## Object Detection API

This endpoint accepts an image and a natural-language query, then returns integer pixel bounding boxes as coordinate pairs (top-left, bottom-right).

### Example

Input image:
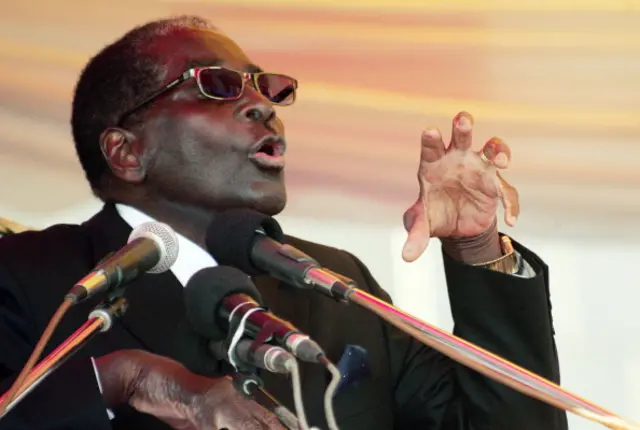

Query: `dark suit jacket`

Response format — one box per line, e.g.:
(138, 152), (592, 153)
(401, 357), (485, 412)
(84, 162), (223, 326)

(0, 204), (567, 430)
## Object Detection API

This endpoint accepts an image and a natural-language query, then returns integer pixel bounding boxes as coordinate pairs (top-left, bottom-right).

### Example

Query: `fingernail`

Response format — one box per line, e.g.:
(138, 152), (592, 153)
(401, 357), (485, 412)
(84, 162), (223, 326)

(494, 153), (508, 166)
(402, 242), (416, 257)
(457, 115), (471, 131)
(423, 128), (439, 139)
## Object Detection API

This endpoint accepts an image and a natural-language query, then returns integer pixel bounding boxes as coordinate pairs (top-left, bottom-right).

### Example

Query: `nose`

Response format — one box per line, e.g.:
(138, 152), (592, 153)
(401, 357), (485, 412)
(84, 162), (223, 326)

(245, 104), (274, 123)
(239, 87), (275, 125)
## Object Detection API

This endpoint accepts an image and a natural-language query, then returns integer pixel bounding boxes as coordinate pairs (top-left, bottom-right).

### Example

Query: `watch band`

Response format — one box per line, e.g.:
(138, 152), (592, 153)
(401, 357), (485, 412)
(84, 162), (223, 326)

(472, 235), (519, 274)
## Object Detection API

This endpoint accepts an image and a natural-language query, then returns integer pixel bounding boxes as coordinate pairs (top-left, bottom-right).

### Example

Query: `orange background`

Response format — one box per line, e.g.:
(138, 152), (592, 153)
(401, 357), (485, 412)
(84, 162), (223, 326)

(1, 1), (639, 236)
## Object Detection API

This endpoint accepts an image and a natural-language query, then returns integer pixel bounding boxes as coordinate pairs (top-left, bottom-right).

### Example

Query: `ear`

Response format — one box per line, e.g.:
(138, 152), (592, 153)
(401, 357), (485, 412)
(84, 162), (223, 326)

(99, 127), (147, 183)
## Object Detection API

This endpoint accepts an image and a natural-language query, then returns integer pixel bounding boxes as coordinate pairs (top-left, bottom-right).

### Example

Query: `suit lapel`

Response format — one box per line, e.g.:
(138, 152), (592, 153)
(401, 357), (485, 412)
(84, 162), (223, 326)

(83, 203), (186, 359)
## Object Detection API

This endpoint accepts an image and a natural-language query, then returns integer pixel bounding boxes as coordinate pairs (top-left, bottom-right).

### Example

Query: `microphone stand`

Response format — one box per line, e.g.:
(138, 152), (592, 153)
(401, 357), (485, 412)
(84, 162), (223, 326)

(0, 297), (129, 418)
(318, 274), (639, 430)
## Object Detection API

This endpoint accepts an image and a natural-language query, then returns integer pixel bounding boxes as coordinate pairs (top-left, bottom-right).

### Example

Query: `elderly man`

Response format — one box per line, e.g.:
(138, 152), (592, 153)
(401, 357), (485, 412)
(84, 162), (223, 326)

(0, 15), (567, 430)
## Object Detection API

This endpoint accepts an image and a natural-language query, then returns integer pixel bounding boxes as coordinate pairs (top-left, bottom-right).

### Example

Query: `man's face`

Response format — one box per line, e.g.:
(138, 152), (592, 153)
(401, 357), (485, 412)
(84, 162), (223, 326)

(132, 29), (288, 215)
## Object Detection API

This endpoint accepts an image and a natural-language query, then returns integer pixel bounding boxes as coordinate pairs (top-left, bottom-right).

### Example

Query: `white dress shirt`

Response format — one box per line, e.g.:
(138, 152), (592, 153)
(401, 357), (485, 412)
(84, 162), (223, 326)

(93, 204), (218, 419)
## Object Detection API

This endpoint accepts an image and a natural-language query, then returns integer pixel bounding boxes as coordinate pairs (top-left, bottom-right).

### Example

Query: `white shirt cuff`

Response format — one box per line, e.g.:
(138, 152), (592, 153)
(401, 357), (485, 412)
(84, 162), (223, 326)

(90, 356), (115, 420)
(513, 251), (535, 278)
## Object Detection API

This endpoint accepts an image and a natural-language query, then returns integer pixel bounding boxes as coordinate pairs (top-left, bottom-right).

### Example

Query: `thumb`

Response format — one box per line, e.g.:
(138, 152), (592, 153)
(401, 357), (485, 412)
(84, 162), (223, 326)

(402, 200), (431, 262)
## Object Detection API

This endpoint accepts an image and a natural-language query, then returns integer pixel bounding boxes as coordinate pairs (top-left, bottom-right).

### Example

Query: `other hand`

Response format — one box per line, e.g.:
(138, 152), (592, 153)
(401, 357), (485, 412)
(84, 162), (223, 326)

(96, 350), (286, 430)
(402, 111), (519, 262)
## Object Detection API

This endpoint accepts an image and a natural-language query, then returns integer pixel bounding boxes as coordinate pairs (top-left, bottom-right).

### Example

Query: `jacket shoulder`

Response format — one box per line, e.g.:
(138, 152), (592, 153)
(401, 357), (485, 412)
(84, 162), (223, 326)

(283, 234), (343, 259)
(283, 234), (377, 292)
(0, 223), (94, 278)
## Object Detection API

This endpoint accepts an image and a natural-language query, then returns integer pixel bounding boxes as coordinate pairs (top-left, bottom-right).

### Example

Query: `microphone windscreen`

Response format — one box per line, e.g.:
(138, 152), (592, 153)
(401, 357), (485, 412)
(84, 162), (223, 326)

(205, 209), (284, 275)
(171, 319), (223, 377)
(184, 266), (262, 341)
(128, 221), (179, 273)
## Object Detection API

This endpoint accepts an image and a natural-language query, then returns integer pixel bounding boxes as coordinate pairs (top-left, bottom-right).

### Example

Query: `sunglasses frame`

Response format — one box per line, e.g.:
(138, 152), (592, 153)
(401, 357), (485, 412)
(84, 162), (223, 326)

(116, 66), (298, 126)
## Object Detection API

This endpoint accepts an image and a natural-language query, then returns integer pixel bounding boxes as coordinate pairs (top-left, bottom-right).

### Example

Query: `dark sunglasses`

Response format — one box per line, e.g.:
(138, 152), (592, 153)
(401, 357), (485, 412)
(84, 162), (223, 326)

(117, 66), (298, 126)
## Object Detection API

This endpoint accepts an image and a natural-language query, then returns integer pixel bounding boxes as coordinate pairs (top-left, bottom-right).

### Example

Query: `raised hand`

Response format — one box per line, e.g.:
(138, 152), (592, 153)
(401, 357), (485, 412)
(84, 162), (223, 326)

(402, 111), (520, 263)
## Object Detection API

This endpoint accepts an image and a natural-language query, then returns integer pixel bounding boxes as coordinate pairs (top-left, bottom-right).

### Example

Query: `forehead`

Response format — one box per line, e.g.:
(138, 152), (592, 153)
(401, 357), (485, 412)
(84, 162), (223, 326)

(150, 29), (257, 80)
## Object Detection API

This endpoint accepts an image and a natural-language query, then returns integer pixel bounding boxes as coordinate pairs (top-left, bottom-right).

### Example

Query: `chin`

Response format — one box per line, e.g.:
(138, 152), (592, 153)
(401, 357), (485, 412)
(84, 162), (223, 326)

(252, 192), (287, 216)
(246, 176), (287, 215)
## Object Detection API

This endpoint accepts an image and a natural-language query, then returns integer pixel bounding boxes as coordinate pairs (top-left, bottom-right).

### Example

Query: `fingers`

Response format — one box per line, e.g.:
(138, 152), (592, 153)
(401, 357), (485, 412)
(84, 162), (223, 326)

(481, 138), (517, 225)
(214, 395), (287, 430)
(450, 111), (474, 151)
(480, 137), (511, 170)
(256, 409), (288, 429)
(420, 128), (446, 163)
(496, 171), (520, 226)
(401, 198), (431, 262)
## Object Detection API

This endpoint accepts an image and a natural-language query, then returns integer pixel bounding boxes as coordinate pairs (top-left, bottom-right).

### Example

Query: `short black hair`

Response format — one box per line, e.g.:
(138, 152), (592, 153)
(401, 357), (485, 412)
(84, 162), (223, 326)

(70, 15), (217, 193)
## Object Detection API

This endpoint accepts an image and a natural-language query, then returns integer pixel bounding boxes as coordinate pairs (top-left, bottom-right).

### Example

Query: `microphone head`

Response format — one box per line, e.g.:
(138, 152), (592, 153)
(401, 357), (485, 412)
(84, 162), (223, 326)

(205, 209), (284, 275)
(184, 266), (263, 341)
(128, 222), (179, 274)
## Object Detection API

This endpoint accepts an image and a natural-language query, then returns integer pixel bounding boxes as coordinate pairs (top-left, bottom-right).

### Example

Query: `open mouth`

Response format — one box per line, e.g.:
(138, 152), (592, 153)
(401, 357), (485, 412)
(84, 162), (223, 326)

(248, 135), (286, 170)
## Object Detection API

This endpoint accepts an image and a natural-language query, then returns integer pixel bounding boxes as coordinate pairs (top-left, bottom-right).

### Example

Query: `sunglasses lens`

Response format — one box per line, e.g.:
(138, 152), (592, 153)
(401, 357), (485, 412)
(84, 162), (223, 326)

(256, 74), (297, 105)
(198, 68), (244, 99)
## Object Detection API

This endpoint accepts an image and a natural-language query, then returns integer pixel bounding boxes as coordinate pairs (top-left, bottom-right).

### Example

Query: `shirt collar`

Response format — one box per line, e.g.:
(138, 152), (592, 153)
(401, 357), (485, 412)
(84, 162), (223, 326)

(114, 203), (217, 286)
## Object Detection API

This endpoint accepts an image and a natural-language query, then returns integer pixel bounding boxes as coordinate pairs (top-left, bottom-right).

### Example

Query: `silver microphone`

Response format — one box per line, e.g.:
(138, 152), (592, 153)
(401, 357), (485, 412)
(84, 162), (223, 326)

(66, 222), (179, 304)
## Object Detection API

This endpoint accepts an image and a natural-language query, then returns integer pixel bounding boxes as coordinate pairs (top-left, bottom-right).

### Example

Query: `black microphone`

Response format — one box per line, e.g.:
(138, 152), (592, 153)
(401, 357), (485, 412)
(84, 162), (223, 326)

(184, 266), (326, 363)
(66, 222), (179, 304)
(204, 209), (355, 300)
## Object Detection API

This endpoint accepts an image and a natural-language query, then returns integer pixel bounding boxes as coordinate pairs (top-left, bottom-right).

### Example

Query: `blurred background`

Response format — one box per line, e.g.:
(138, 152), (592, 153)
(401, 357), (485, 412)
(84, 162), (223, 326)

(1, 0), (639, 427)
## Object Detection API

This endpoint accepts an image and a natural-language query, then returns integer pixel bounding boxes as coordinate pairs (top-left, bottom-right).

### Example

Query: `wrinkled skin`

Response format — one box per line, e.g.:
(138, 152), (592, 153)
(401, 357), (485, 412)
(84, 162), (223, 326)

(96, 350), (287, 430)
(402, 112), (519, 262)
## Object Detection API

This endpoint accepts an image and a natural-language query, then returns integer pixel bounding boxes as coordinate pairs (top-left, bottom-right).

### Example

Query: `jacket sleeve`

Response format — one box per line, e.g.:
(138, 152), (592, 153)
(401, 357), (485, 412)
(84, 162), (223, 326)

(344, 238), (568, 430)
(0, 263), (112, 430)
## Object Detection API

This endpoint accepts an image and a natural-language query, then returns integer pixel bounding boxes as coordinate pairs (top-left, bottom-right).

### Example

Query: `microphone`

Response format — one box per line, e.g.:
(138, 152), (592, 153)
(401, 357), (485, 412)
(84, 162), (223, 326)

(209, 339), (294, 375)
(170, 321), (303, 430)
(66, 222), (179, 304)
(204, 209), (355, 300)
(184, 266), (326, 363)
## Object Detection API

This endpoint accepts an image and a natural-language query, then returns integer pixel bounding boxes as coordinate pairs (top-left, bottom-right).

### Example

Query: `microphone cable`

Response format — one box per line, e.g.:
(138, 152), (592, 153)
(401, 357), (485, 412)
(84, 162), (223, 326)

(0, 221), (75, 415)
(285, 357), (319, 430)
(1, 221), (178, 417)
(0, 297), (74, 415)
(318, 356), (341, 430)
(225, 304), (318, 430)
(284, 354), (341, 430)
(0, 250), (119, 415)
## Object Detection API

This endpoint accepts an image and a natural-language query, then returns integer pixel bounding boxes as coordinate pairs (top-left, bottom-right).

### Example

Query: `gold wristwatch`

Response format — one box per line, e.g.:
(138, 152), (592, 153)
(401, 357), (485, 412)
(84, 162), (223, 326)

(473, 235), (519, 274)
